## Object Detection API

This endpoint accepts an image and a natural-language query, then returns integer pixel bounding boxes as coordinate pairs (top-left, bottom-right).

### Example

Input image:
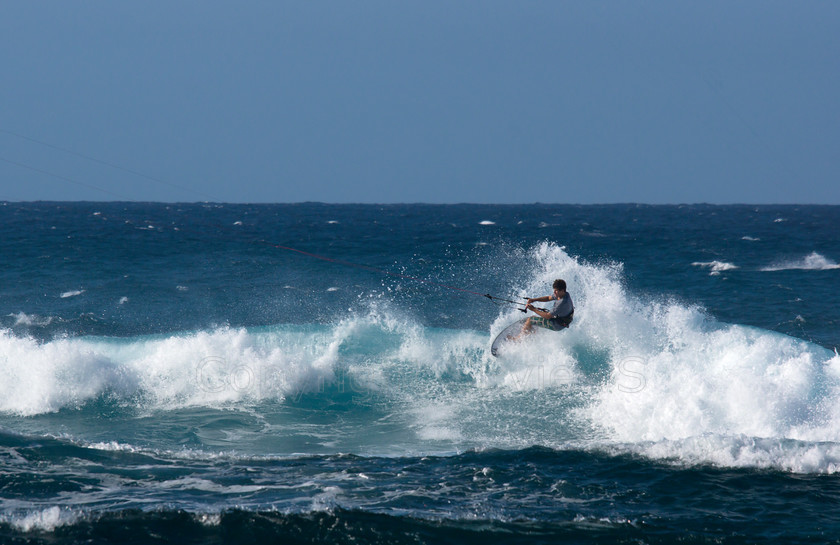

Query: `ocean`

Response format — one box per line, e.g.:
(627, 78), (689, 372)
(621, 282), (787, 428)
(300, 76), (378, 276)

(1, 202), (839, 544)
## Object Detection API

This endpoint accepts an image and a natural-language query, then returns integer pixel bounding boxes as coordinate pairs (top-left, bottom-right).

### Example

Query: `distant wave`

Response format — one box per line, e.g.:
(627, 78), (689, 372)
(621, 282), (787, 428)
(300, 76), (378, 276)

(761, 252), (840, 272)
(691, 261), (738, 275)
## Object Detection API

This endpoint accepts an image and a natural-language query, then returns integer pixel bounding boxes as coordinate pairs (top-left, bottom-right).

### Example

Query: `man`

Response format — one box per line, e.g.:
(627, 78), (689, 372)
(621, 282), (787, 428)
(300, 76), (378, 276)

(517, 279), (574, 337)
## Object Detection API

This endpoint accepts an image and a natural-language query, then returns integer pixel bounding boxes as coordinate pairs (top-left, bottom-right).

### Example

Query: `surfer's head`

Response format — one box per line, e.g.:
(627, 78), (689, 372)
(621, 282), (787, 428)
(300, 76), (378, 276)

(552, 279), (566, 293)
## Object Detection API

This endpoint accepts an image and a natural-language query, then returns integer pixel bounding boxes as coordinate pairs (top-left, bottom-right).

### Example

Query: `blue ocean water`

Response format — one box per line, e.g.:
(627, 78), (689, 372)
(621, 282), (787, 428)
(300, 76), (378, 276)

(1, 202), (839, 544)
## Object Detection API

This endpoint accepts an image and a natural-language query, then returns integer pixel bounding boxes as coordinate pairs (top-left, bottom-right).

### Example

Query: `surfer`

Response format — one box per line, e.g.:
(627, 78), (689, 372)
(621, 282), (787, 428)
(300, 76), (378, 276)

(515, 279), (574, 339)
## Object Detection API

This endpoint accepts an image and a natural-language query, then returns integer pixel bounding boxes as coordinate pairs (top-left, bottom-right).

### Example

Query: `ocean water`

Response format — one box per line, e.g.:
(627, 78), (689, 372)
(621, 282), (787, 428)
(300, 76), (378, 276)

(1, 202), (839, 544)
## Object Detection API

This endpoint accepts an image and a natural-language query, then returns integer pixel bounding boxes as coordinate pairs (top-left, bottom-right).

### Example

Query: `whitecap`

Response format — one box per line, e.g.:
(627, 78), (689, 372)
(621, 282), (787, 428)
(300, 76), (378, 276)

(691, 261), (738, 275)
(479, 220), (496, 225)
(60, 290), (84, 298)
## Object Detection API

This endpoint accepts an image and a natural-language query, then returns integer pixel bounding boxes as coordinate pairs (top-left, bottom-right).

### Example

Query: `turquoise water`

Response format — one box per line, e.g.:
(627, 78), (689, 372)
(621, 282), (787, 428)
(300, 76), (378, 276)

(1, 203), (839, 543)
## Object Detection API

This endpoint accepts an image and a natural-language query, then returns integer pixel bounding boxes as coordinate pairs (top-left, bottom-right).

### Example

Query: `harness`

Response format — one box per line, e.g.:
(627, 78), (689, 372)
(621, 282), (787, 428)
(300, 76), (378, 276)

(552, 310), (574, 328)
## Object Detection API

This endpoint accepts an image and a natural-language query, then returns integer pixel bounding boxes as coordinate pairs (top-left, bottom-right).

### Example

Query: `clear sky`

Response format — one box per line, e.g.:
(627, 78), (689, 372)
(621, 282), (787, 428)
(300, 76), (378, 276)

(1, 1), (838, 204)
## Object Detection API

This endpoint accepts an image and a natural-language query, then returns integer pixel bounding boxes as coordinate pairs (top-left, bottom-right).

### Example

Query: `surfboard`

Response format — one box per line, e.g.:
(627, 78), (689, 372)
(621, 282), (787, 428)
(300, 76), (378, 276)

(490, 318), (528, 357)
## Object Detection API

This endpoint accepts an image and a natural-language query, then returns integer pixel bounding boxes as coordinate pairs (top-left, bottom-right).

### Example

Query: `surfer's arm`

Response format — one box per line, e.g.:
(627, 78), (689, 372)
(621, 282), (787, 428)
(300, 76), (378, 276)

(526, 305), (552, 319)
(526, 295), (552, 304)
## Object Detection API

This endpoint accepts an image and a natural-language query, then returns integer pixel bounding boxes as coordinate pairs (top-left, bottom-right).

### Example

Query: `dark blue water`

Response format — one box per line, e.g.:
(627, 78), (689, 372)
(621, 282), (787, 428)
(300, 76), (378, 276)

(1, 203), (839, 543)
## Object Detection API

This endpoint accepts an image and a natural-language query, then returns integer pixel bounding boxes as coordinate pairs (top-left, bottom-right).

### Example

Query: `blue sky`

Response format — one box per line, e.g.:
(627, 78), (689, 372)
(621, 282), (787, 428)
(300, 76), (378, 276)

(1, 1), (838, 204)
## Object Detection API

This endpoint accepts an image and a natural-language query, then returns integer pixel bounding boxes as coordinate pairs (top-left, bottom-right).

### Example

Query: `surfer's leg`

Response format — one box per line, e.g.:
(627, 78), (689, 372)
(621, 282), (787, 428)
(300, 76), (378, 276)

(509, 317), (535, 341)
(522, 317), (535, 333)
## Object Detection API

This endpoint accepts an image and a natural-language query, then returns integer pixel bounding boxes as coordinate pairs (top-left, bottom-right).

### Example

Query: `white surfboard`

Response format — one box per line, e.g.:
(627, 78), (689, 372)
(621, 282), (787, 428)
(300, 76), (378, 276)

(490, 318), (528, 357)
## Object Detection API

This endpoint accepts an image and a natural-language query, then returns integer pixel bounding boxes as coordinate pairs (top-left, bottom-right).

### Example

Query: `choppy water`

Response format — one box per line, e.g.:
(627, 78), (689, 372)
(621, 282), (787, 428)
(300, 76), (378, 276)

(1, 203), (839, 543)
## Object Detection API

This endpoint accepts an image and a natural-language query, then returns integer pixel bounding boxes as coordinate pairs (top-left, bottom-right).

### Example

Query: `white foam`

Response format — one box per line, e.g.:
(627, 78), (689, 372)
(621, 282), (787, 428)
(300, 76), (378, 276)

(157, 476), (265, 494)
(7, 506), (79, 532)
(0, 324), (352, 415)
(412, 403), (463, 441)
(761, 251), (840, 271)
(587, 322), (836, 443)
(479, 220), (496, 225)
(0, 331), (125, 415)
(605, 434), (840, 474)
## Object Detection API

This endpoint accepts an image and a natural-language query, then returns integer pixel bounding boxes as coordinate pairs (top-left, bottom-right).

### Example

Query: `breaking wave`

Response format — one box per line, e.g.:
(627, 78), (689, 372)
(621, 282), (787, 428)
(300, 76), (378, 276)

(1, 243), (838, 473)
